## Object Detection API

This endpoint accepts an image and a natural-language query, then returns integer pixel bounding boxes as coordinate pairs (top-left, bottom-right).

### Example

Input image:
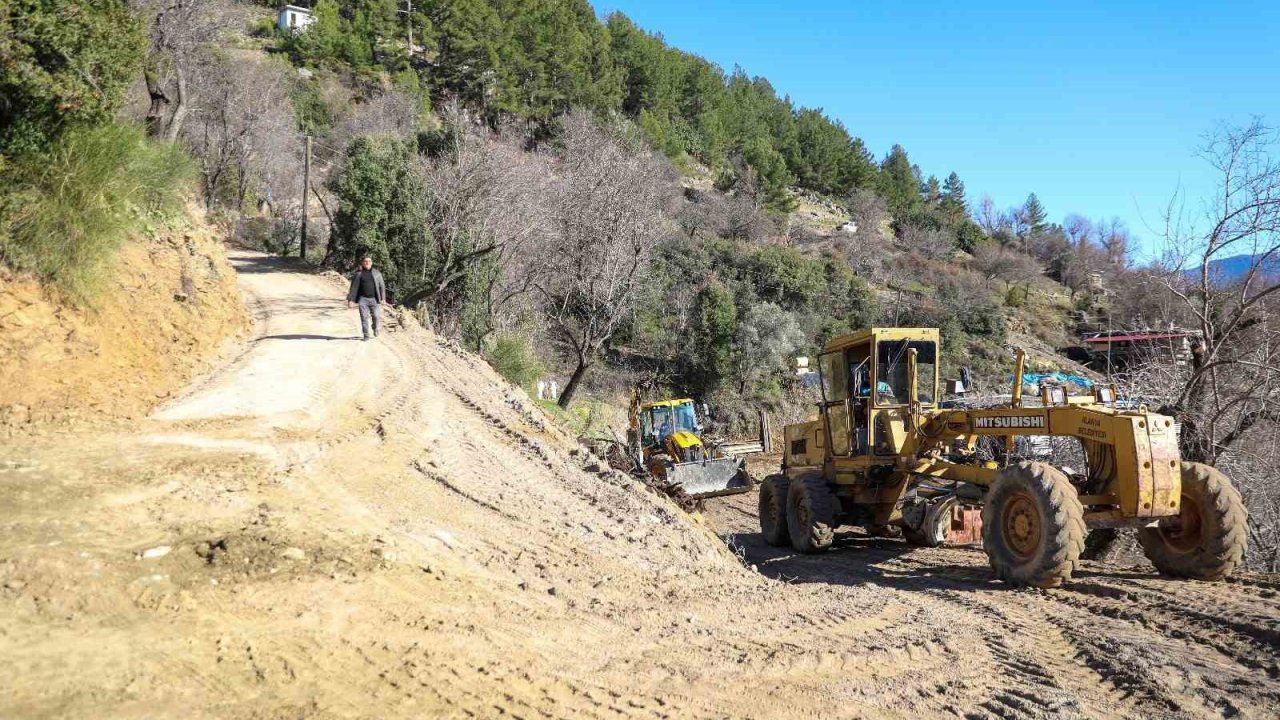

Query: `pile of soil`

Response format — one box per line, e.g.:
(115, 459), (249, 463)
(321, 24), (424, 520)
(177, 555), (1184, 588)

(0, 212), (246, 433)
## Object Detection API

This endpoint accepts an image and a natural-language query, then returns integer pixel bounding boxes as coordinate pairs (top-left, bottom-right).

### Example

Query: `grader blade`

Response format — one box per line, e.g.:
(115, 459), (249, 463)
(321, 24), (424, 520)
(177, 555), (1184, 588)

(667, 457), (751, 499)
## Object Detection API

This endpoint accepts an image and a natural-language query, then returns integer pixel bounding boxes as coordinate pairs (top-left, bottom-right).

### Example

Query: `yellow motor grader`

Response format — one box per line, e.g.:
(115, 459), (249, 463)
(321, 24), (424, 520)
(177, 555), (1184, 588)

(759, 327), (1248, 588)
(627, 390), (752, 500)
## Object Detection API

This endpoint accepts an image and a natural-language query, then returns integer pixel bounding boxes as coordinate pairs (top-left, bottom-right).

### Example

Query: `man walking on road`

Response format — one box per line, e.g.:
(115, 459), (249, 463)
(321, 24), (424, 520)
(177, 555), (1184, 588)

(346, 256), (387, 340)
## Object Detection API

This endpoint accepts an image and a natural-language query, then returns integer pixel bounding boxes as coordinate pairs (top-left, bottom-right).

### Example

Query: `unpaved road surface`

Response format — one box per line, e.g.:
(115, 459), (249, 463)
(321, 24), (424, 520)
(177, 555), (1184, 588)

(707, 490), (1280, 718)
(2, 250), (1278, 719)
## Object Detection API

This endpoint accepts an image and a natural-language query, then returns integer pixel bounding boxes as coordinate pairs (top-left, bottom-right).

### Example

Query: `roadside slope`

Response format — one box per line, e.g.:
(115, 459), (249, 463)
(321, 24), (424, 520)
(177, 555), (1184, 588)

(0, 250), (872, 718)
(1, 250), (1277, 719)
(0, 215), (246, 431)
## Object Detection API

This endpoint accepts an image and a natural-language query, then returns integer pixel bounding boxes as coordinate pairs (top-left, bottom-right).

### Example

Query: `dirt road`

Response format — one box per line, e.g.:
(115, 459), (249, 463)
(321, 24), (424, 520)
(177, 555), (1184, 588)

(707, 490), (1280, 718)
(1, 250), (1278, 719)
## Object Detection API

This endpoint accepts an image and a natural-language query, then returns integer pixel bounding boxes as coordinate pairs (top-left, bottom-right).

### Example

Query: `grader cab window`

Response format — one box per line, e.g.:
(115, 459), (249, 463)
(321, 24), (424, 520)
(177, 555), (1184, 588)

(818, 352), (848, 402)
(876, 340), (936, 405)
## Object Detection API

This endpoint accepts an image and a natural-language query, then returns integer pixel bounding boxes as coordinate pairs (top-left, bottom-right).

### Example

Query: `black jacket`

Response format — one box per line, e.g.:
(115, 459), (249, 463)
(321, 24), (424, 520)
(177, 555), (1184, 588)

(347, 268), (387, 303)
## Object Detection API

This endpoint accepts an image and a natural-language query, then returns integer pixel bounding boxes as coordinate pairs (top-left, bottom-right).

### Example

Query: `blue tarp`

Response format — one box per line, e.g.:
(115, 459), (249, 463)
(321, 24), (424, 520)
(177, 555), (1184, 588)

(1009, 372), (1095, 389)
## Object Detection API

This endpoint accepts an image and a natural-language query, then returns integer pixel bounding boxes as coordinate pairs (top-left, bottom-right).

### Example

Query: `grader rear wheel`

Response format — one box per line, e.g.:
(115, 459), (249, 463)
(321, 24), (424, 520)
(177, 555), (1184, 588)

(758, 474), (791, 547)
(981, 462), (1085, 588)
(787, 474), (837, 553)
(1138, 462), (1246, 581)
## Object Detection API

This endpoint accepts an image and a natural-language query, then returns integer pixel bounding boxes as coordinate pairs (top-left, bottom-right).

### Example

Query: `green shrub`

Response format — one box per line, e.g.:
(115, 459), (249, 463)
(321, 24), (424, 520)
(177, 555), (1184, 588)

(0, 123), (193, 300)
(291, 80), (336, 136)
(0, 0), (144, 154)
(1005, 286), (1027, 307)
(484, 332), (544, 392)
(955, 221), (986, 253)
(250, 16), (279, 39)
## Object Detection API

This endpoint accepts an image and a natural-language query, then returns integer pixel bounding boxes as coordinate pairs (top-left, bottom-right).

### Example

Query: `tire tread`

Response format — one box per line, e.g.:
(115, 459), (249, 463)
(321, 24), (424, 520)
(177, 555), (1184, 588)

(787, 473), (836, 553)
(1137, 462), (1246, 581)
(981, 461), (1085, 588)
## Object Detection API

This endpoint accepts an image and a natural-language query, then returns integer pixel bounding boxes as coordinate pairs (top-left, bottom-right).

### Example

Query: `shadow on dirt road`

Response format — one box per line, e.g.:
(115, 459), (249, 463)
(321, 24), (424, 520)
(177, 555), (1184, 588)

(724, 528), (1001, 592)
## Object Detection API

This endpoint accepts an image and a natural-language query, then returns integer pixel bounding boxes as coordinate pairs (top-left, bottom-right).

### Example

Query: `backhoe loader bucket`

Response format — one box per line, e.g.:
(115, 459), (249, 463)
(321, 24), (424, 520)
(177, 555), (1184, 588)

(666, 456), (751, 499)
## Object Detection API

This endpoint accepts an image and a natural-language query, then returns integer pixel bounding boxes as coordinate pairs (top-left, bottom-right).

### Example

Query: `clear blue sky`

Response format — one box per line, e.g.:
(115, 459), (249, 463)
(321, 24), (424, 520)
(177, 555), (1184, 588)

(599, 0), (1280, 257)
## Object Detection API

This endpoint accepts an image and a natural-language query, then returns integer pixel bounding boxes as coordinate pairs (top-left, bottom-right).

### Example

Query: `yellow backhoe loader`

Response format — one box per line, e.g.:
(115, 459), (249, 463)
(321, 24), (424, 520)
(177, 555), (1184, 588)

(760, 327), (1247, 587)
(627, 390), (752, 500)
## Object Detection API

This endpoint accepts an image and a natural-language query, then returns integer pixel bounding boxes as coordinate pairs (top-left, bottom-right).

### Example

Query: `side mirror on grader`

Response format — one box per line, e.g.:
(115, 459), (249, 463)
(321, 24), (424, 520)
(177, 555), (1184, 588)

(757, 328), (1247, 588)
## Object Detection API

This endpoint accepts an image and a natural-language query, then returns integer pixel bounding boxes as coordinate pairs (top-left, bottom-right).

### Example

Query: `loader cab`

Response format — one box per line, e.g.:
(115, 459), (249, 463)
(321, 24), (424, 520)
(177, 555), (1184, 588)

(639, 399), (700, 448)
(816, 329), (939, 462)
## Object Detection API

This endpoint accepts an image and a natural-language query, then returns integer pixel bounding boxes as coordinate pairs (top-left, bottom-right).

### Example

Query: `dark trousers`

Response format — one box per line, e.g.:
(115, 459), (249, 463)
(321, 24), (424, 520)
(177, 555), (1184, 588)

(358, 297), (381, 338)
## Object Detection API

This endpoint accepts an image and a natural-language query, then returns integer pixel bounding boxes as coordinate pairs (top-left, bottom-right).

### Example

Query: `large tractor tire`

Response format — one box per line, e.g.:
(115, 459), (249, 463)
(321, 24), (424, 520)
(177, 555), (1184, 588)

(758, 474), (791, 546)
(787, 473), (837, 553)
(1137, 462), (1246, 581)
(982, 462), (1085, 588)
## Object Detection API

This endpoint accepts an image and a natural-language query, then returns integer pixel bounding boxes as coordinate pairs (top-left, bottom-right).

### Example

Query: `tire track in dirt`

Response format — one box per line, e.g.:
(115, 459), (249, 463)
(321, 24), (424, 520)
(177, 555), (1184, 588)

(879, 553), (1205, 717)
(705, 490), (1280, 719)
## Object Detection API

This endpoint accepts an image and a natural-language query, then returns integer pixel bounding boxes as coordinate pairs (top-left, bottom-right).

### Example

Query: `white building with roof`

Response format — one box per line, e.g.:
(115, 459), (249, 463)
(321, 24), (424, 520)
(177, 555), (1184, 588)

(277, 5), (314, 34)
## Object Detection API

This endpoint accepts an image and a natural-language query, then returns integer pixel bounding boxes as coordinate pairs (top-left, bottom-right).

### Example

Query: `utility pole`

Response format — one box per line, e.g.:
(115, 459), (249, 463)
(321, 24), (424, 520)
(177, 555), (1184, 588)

(300, 135), (311, 260)
(400, 0), (413, 56)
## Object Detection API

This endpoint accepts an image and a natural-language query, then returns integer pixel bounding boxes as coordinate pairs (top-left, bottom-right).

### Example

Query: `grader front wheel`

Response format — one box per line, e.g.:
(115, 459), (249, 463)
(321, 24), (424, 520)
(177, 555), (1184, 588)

(981, 462), (1085, 588)
(1137, 462), (1247, 581)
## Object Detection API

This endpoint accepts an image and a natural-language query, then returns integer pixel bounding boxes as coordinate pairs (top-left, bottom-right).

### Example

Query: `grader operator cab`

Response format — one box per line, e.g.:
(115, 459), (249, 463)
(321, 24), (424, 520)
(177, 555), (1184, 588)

(759, 327), (1247, 588)
(628, 392), (752, 500)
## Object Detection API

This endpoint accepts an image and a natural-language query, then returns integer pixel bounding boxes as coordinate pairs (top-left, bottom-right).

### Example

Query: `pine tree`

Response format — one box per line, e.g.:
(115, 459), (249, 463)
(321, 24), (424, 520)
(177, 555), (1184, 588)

(293, 0), (342, 65)
(942, 172), (966, 207)
(492, 0), (620, 123)
(878, 144), (920, 217)
(924, 175), (941, 204)
(837, 137), (878, 193)
(940, 171), (968, 223)
(426, 0), (505, 112)
(1023, 192), (1048, 233)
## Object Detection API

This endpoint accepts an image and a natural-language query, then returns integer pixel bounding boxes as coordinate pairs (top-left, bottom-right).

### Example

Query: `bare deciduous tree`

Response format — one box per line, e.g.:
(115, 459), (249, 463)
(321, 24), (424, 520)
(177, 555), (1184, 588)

(1127, 119), (1280, 569)
(675, 192), (723, 240)
(411, 104), (549, 344)
(897, 222), (954, 261)
(720, 172), (775, 243)
(836, 189), (890, 276)
(1057, 239), (1105, 299)
(330, 90), (421, 151)
(132, 0), (242, 141)
(1159, 119), (1280, 464)
(1097, 216), (1132, 267)
(975, 194), (1005, 236)
(539, 111), (672, 408)
(970, 243), (1041, 292)
(1063, 214), (1092, 246)
(184, 54), (297, 212)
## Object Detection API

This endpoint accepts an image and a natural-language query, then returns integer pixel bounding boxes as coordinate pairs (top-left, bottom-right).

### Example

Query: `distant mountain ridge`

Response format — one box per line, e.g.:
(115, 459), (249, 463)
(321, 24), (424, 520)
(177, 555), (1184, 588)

(1187, 253), (1280, 284)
